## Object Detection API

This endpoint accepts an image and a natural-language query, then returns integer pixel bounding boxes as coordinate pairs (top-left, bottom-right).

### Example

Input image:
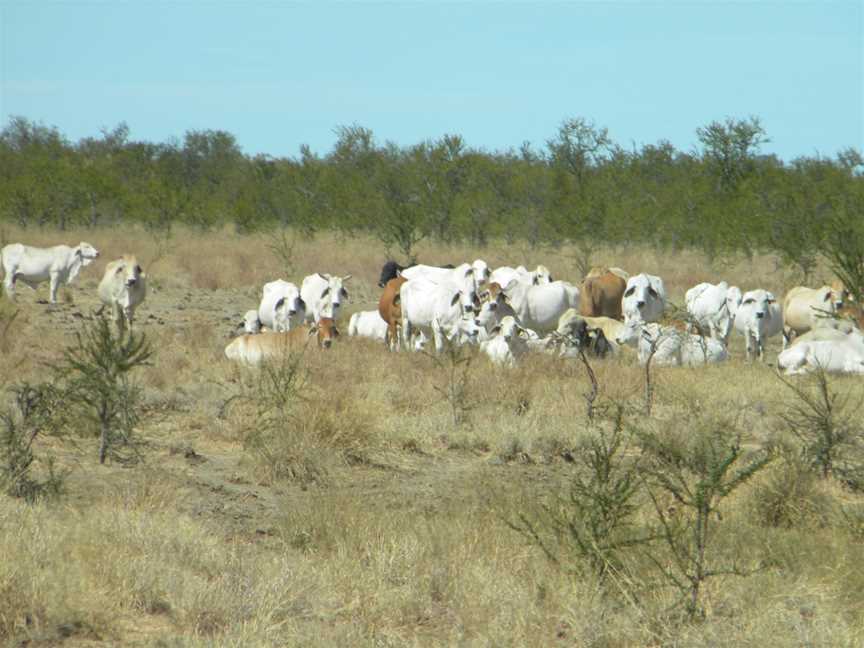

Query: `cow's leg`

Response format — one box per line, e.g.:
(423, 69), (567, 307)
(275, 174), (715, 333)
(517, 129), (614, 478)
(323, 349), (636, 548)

(112, 303), (126, 336)
(745, 332), (753, 361)
(757, 334), (766, 362)
(402, 317), (413, 353)
(2, 271), (15, 299)
(49, 272), (61, 304)
(431, 319), (445, 353)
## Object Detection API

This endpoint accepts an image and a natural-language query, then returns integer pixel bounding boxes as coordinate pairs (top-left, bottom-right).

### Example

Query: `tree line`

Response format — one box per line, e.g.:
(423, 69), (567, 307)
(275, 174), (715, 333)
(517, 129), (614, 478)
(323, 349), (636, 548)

(1, 115), (862, 295)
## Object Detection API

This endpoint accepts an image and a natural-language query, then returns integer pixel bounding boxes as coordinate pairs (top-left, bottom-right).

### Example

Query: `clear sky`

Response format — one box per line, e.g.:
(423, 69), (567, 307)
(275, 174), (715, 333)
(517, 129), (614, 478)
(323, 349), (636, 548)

(1, 1), (861, 161)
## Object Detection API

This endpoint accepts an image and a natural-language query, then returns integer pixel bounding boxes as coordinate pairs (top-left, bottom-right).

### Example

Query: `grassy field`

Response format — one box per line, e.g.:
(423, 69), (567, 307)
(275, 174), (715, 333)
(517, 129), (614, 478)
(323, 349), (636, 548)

(0, 225), (863, 647)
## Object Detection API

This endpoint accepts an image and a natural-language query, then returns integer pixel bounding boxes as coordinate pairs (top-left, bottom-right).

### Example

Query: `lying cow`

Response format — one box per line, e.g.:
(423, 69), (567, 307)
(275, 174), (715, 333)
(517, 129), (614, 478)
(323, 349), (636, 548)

(616, 320), (728, 367)
(480, 316), (531, 367)
(778, 339), (864, 375)
(224, 318), (340, 365)
(98, 255), (147, 334)
(1, 241), (100, 303)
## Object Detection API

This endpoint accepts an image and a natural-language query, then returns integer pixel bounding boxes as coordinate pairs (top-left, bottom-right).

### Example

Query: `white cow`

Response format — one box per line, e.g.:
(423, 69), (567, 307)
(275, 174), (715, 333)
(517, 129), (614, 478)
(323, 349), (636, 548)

(778, 339), (864, 375)
(489, 264), (553, 288)
(622, 273), (666, 324)
(348, 310), (388, 340)
(400, 278), (481, 352)
(732, 289), (783, 361)
(258, 280), (306, 332)
(685, 281), (738, 344)
(98, 255), (146, 333)
(301, 273), (351, 324)
(616, 320), (728, 367)
(242, 310), (263, 334)
(480, 316), (531, 367)
(400, 263), (481, 305)
(471, 259), (491, 287)
(782, 285), (847, 347)
(1, 241), (100, 303)
(500, 279), (580, 333)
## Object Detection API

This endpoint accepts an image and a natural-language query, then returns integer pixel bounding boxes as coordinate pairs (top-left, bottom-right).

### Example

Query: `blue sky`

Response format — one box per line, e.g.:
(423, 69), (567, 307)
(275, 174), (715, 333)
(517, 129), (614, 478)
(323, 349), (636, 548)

(1, 1), (861, 160)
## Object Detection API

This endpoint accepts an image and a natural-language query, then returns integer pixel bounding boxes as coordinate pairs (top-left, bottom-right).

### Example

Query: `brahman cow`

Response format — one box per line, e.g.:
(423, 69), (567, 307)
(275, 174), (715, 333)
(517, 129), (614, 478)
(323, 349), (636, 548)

(400, 263), (481, 305)
(783, 285), (847, 347)
(98, 255), (147, 334)
(480, 316), (531, 367)
(1, 241), (99, 303)
(622, 273), (666, 325)
(258, 280), (306, 332)
(616, 320), (728, 367)
(580, 269), (626, 320)
(732, 289), (782, 361)
(684, 281), (739, 345)
(501, 279), (580, 333)
(400, 277), (482, 352)
(348, 310), (389, 341)
(489, 265), (553, 287)
(778, 338), (864, 375)
(301, 273), (351, 324)
(225, 318), (340, 365)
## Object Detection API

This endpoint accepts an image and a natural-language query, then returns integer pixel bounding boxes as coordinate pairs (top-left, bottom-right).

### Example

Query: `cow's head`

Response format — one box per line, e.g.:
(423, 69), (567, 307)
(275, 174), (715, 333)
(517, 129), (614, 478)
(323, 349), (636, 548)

(450, 315), (483, 346)
(534, 265), (553, 285)
(828, 281), (848, 310)
(739, 289), (776, 325)
(310, 317), (340, 349)
(491, 316), (528, 343)
(242, 310), (262, 334)
(449, 287), (477, 315)
(114, 255), (144, 288)
(378, 261), (404, 288)
(76, 242), (100, 266)
(472, 259), (491, 286)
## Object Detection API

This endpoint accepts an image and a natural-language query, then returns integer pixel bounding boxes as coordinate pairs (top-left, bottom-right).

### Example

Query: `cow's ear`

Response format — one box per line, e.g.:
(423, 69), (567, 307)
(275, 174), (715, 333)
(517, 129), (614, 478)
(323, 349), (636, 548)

(275, 297), (285, 311)
(340, 287), (348, 298)
(491, 325), (501, 336)
(321, 287), (330, 299)
(824, 292), (832, 302)
(297, 298), (306, 311)
(307, 326), (318, 338)
(648, 287), (659, 299)
(450, 293), (460, 307)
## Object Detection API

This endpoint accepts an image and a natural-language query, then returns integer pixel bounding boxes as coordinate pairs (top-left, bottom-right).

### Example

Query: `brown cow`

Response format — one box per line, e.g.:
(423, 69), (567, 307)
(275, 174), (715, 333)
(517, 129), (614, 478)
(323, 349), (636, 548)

(378, 276), (408, 351)
(579, 270), (626, 320)
(224, 318), (339, 365)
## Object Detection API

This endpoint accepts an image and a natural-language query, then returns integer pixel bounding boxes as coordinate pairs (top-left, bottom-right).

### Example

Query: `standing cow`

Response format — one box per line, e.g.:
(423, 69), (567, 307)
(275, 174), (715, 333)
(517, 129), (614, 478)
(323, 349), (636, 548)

(1, 241), (100, 303)
(733, 289), (782, 361)
(98, 255), (147, 334)
(301, 273), (351, 324)
(580, 269), (626, 320)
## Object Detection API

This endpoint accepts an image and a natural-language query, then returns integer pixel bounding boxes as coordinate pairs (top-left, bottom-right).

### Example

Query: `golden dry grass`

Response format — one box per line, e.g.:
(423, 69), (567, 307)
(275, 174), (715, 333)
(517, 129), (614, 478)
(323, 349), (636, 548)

(0, 225), (862, 646)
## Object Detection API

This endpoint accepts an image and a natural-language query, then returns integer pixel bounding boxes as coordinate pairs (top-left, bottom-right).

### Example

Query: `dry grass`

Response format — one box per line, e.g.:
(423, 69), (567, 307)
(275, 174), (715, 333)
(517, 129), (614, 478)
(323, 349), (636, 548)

(0, 225), (862, 646)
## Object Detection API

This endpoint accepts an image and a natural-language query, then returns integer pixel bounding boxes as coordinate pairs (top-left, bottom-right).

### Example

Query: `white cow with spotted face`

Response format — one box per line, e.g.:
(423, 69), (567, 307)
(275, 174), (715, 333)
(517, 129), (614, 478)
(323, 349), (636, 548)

(258, 280), (305, 332)
(300, 273), (351, 324)
(1, 241), (99, 303)
(622, 273), (666, 325)
(400, 277), (482, 352)
(98, 255), (147, 333)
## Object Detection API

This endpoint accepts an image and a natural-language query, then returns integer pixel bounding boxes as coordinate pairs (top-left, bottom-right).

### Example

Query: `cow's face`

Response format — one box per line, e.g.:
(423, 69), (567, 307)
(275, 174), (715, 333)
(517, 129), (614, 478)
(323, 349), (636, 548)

(828, 284), (846, 311)
(115, 257), (143, 287)
(624, 275), (660, 312)
(534, 265), (553, 285)
(472, 260), (490, 286)
(311, 318), (340, 349)
(242, 310), (262, 334)
(452, 316), (482, 345)
(449, 287), (476, 315)
(615, 319), (643, 347)
(739, 290), (776, 325)
(77, 242), (100, 266)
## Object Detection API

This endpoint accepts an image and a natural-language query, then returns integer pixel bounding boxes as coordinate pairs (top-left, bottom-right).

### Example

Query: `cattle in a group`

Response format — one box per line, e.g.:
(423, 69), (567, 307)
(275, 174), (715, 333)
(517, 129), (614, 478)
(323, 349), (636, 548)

(258, 280), (306, 332)
(98, 255), (147, 333)
(489, 265), (553, 288)
(622, 273), (666, 324)
(242, 310), (263, 334)
(1, 241), (100, 303)
(224, 318), (340, 365)
(783, 285), (847, 347)
(300, 273), (351, 323)
(732, 289), (782, 361)
(778, 339), (864, 375)
(500, 279), (580, 333)
(480, 316), (531, 367)
(580, 269), (626, 319)
(400, 277), (481, 352)
(616, 320), (728, 367)
(684, 281), (738, 344)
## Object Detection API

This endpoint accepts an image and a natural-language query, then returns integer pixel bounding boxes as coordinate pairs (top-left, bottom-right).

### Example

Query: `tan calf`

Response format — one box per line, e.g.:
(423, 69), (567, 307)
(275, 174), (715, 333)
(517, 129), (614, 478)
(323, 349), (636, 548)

(225, 318), (339, 365)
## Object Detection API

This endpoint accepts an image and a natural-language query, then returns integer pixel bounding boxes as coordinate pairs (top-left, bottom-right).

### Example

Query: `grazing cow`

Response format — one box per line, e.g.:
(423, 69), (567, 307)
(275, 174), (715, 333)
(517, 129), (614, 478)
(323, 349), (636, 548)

(258, 280), (306, 332)
(98, 255), (146, 333)
(684, 281), (738, 344)
(783, 285), (847, 347)
(622, 273), (666, 324)
(616, 320), (728, 367)
(732, 289), (783, 361)
(778, 339), (864, 375)
(501, 279), (580, 333)
(242, 310), (263, 334)
(480, 316), (531, 367)
(224, 318), (340, 365)
(301, 273), (351, 324)
(1, 241), (100, 303)
(580, 269), (626, 320)
(400, 277), (481, 352)
(489, 265), (553, 287)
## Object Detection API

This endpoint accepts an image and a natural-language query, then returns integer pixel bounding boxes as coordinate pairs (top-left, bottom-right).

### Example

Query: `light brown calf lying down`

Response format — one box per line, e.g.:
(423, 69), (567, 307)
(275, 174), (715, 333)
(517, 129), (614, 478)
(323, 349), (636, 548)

(225, 318), (339, 365)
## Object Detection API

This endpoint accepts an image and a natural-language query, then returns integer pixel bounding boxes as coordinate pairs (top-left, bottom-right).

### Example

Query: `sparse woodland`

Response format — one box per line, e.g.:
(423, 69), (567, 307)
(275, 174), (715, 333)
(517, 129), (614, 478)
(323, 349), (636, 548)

(0, 116), (863, 646)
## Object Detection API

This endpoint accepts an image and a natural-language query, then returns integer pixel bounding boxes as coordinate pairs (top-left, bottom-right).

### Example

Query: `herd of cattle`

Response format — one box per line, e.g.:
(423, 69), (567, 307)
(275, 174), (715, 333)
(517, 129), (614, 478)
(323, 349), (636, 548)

(2, 241), (864, 376)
